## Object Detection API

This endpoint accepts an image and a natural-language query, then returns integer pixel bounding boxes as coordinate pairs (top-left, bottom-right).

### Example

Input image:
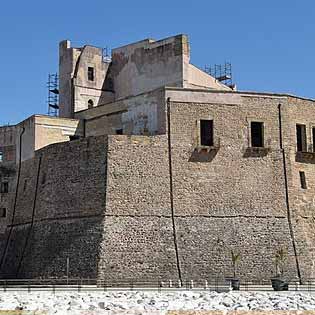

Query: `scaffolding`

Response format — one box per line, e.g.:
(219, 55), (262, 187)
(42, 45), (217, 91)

(205, 62), (234, 89)
(102, 46), (111, 63)
(47, 73), (59, 116)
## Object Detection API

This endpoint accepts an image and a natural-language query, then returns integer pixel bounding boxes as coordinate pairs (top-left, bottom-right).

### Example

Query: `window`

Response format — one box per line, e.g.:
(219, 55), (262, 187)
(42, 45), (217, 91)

(0, 208), (6, 218)
(88, 99), (94, 109)
(88, 67), (94, 81)
(1, 182), (8, 193)
(0, 151), (3, 162)
(300, 171), (307, 189)
(23, 179), (27, 192)
(41, 173), (46, 185)
(296, 124), (307, 152)
(200, 120), (213, 146)
(251, 122), (264, 148)
(116, 129), (123, 135)
(312, 127), (315, 152)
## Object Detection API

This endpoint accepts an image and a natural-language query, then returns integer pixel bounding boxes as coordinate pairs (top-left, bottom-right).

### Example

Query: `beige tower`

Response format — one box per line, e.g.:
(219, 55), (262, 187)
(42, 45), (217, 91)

(58, 40), (114, 118)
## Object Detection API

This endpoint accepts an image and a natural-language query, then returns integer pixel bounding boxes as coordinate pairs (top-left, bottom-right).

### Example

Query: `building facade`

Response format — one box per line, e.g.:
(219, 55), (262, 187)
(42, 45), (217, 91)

(0, 34), (314, 282)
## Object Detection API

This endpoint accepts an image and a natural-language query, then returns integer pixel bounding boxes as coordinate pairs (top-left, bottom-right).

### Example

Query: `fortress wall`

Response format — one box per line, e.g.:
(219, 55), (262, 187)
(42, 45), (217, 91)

(2, 95), (315, 281)
(0, 137), (108, 278)
(284, 97), (315, 279)
(169, 98), (298, 280)
(97, 135), (180, 281)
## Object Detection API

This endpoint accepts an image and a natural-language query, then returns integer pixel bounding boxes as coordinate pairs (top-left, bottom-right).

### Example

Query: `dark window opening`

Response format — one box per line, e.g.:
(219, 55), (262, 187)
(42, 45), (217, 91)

(23, 179), (27, 192)
(41, 173), (46, 185)
(251, 121), (264, 148)
(0, 208), (6, 218)
(300, 171), (307, 189)
(296, 124), (307, 152)
(88, 99), (94, 109)
(1, 182), (8, 193)
(69, 135), (80, 141)
(88, 67), (94, 81)
(116, 129), (123, 135)
(200, 120), (213, 146)
(312, 127), (315, 152)
(0, 151), (3, 162)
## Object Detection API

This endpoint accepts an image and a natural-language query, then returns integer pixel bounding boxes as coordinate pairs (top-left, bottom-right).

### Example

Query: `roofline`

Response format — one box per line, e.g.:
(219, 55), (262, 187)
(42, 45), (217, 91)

(1, 114), (80, 129)
(164, 86), (315, 102)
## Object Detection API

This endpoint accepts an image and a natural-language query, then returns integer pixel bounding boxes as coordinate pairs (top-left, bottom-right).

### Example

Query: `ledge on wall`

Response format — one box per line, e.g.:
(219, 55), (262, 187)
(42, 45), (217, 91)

(189, 144), (220, 163)
(243, 147), (270, 158)
(295, 151), (315, 164)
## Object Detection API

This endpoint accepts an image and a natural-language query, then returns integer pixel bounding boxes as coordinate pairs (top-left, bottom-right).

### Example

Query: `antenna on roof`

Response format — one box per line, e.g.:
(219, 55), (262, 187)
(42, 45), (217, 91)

(47, 73), (59, 116)
(205, 62), (235, 89)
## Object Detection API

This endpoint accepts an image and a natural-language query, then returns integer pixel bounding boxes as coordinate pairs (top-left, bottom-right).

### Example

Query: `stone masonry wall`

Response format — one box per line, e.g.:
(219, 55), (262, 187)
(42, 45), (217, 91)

(169, 97), (298, 281)
(0, 137), (108, 278)
(98, 135), (179, 282)
(2, 93), (315, 281)
(283, 97), (315, 280)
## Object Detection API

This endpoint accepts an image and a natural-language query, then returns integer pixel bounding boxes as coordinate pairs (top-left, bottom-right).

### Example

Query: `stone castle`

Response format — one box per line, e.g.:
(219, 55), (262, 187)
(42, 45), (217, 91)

(0, 34), (314, 282)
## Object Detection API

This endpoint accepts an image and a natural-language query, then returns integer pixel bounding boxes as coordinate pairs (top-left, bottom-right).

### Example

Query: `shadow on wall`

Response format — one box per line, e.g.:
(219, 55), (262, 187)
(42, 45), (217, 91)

(189, 148), (219, 163)
(0, 137), (109, 279)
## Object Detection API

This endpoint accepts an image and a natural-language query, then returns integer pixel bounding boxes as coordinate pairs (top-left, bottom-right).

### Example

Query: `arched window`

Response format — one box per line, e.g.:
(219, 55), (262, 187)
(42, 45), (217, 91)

(88, 99), (94, 109)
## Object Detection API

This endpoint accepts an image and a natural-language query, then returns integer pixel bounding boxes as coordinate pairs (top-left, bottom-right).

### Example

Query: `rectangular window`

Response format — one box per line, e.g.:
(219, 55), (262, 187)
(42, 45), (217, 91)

(200, 120), (213, 146)
(300, 171), (307, 189)
(116, 129), (123, 135)
(251, 121), (264, 147)
(312, 127), (315, 152)
(0, 151), (3, 162)
(0, 208), (6, 218)
(23, 179), (27, 192)
(88, 67), (94, 81)
(1, 182), (8, 193)
(296, 124), (307, 152)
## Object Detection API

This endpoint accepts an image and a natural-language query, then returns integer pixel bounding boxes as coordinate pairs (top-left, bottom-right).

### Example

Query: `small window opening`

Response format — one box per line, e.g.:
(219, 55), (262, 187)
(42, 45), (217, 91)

(0, 208), (6, 218)
(1, 182), (8, 193)
(69, 135), (80, 141)
(200, 120), (213, 146)
(300, 171), (307, 189)
(312, 127), (315, 152)
(88, 99), (94, 109)
(116, 129), (123, 135)
(296, 124), (307, 152)
(251, 121), (264, 148)
(23, 179), (28, 192)
(0, 151), (3, 162)
(88, 67), (94, 81)
(41, 173), (46, 185)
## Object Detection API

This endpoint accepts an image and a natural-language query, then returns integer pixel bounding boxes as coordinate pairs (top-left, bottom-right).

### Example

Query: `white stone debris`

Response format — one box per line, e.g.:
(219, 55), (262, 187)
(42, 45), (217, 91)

(0, 290), (313, 314)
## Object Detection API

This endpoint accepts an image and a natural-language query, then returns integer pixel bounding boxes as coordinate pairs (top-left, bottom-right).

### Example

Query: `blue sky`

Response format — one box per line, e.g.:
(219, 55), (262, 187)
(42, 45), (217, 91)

(0, 0), (314, 124)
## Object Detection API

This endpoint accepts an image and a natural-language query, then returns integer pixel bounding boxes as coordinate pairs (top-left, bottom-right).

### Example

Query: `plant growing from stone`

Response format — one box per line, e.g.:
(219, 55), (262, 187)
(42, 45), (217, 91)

(275, 247), (287, 277)
(231, 250), (240, 278)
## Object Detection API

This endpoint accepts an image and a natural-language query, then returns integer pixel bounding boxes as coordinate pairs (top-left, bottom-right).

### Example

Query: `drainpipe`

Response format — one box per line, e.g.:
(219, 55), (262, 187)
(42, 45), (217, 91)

(166, 97), (182, 284)
(278, 103), (302, 284)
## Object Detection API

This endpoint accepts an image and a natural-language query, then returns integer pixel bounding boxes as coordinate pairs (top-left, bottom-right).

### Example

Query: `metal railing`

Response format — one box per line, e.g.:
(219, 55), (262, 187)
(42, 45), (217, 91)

(0, 278), (314, 293)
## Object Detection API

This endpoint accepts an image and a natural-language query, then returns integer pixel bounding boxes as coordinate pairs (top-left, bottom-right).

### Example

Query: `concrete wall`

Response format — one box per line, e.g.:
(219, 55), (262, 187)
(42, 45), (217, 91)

(75, 88), (166, 136)
(111, 35), (188, 101)
(186, 64), (231, 90)
(58, 35), (232, 119)
(59, 40), (113, 118)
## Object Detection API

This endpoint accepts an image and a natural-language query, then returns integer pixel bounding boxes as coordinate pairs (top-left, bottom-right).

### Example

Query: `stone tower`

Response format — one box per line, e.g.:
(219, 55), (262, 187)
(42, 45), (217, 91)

(58, 40), (113, 118)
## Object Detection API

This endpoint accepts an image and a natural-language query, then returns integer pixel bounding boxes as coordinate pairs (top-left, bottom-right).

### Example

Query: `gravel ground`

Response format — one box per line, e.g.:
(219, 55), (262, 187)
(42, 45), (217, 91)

(0, 290), (315, 314)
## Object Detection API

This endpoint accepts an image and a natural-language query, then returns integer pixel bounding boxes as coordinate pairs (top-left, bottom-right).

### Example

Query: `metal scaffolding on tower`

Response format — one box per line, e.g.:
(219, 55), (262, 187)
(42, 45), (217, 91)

(204, 62), (235, 89)
(47, 73), (59, 116)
